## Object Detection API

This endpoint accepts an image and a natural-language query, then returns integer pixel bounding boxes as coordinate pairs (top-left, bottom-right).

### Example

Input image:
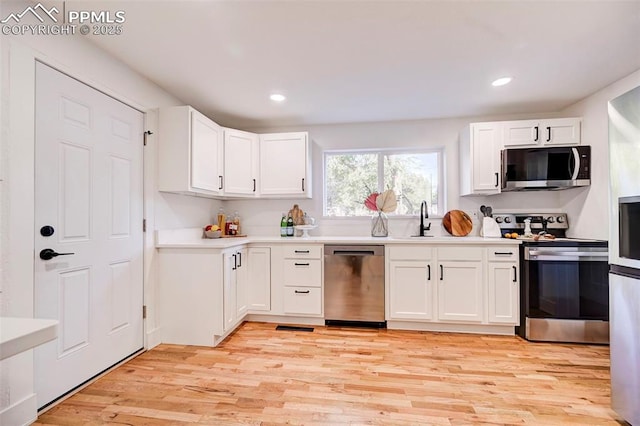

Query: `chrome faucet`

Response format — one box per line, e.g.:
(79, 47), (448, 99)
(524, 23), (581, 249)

(419, 200), (431, 236)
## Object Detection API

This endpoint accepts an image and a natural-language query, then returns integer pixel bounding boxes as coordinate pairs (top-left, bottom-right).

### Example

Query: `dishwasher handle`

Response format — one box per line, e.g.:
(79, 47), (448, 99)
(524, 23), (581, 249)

(324, 245), (384, 256)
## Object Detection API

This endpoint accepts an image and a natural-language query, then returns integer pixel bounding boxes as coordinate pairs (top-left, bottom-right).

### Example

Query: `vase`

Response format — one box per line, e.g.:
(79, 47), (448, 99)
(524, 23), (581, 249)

(371, 211), (388, 237)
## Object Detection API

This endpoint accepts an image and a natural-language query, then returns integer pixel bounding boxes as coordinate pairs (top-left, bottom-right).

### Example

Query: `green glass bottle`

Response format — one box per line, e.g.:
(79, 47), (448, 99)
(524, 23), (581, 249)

(280, 213), (287, 237)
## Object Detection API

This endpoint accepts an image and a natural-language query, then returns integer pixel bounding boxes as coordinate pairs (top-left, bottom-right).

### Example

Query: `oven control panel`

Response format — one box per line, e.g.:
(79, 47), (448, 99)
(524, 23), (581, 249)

(493, 213), (569, 230)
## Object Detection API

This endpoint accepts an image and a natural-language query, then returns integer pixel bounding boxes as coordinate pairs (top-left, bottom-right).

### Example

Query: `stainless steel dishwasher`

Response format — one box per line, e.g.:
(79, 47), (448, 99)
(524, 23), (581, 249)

(324, 245), (385, 327)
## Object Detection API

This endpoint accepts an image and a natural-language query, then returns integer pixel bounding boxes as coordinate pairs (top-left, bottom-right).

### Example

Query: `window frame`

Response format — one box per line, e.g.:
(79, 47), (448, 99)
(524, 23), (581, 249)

(323, 147), (445, 218)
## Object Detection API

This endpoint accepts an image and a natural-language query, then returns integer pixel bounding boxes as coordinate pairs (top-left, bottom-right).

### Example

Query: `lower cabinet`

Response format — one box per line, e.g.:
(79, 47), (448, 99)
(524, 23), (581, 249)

(387, 244), (519, 328)
(486, 247), (519, 325)
(158, 245), (248, 347)
(247, 247), (271, 312)
(223, 247), (248, 333)
(281, 244), (323, 316)
(437, 260), (484, 322)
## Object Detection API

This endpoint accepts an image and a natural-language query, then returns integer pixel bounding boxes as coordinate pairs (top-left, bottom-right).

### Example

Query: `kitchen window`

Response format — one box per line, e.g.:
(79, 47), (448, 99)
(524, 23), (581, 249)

(324, 149), (443, 217)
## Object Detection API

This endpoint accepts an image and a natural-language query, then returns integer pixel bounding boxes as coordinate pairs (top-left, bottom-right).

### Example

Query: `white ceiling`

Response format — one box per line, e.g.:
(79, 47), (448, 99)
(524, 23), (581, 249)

(80, 0), (640, 128)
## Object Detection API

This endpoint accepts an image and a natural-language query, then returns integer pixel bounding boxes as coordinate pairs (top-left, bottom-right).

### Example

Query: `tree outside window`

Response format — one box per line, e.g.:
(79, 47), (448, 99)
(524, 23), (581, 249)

(324, 150), (443, 217)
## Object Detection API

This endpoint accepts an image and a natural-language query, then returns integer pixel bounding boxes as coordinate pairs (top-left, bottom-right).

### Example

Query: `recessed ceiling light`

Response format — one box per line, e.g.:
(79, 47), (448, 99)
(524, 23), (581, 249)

(492, 77), (512, 87)
(270, 93), (286, 102)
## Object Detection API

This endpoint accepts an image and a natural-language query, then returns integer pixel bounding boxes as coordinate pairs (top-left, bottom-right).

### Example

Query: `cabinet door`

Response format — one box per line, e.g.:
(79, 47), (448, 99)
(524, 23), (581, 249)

(502, 120), (540, 147)
(542, 118), (581, 145)
(224, 128), (258, 195)
(223, 251), (237, 332)
(191, 110), (223, 193)
(259, 132), (310, 197)
(389, 261), (434, 320)
(471, 123), (502, 193)
(236, 248), (248, 318)
(487, 262), (519, 325)
(437, 261), (483, 322)
(247, 247), (271, 312)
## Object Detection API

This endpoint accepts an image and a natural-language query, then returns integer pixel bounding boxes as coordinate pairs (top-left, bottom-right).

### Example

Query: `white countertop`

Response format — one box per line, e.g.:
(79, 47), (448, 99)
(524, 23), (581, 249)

(0, 317), (58, 360)
(156, 228), (521, 249)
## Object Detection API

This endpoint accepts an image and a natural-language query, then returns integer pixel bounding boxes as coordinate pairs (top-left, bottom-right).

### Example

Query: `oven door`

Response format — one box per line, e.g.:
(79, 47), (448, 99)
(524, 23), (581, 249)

(520, 245), (610, 343)
(523, 246), (609, 321)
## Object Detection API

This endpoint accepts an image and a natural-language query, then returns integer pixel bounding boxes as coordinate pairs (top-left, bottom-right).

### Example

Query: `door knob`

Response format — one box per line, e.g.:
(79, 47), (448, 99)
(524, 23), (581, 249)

(39, 248), (75, 260)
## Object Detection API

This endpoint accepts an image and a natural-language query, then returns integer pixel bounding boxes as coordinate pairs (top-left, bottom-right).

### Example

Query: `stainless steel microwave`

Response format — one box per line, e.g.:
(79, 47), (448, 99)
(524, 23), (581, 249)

(501, 146), (591, 191)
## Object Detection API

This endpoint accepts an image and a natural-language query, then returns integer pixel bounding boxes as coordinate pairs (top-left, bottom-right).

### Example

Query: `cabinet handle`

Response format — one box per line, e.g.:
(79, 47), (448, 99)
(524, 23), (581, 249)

(546, 126), (551, 142)
(232, 253), (237, 270)
(494, 251), (513, 256)
(295, 289), (310, 294)
(218, 175), (223, 190)
(237, 251), (242, 268)
(512, 265), (517, 282)
(439, 265), (443, 281)
(534, 126), (539, 142)
(294, 250), (310, 254)
(495, 172), (499, 188)
(427, 264), (431, 281)
(301, 178), (305, 192)
(253, 178), (256, 192)
(294, 262), (310, 266)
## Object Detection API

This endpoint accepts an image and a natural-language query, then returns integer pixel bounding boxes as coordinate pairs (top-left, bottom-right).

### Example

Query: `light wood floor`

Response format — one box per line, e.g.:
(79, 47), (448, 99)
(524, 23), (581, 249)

(35, 322), (627, 425)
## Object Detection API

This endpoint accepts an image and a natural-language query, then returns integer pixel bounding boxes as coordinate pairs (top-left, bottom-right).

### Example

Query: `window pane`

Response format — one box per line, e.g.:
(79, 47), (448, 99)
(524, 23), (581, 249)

(325, 153), (378, 216)
(383, 152), (439, 216)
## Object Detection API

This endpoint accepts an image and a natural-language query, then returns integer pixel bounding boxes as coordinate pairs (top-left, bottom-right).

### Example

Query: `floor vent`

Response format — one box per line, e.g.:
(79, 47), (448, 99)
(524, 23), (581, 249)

(275, 325), (314, 332)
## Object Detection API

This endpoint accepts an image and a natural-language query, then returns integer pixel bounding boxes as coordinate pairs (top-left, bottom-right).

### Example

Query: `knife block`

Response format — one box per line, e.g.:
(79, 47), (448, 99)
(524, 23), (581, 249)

(481, 217), (502, 238)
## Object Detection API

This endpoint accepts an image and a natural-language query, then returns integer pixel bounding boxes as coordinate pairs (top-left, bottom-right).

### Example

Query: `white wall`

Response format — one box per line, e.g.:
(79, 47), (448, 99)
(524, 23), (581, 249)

(558, 70), (640, 239)
(231, 113), (564, 238)
(0, 28), (219, 424)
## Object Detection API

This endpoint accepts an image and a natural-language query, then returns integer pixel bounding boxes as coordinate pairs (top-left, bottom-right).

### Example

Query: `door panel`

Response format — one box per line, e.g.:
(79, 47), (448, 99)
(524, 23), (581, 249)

(34, 62), (144, 408)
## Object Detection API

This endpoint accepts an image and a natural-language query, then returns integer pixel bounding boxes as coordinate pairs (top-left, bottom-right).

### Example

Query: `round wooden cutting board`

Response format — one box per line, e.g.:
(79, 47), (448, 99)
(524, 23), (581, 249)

(443, 210), (473, 236)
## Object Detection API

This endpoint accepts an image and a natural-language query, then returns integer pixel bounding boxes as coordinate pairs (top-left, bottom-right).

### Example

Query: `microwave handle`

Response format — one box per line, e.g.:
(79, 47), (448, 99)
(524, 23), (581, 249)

(571, 147), (580, 180)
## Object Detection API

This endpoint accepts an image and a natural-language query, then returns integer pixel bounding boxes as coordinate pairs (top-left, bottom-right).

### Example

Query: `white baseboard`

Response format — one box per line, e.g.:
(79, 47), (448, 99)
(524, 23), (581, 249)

(0, 393), (37, 426)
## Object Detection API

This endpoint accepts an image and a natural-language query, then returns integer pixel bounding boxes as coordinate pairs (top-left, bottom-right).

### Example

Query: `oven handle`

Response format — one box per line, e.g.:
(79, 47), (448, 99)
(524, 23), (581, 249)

(526, 250), (608, 261)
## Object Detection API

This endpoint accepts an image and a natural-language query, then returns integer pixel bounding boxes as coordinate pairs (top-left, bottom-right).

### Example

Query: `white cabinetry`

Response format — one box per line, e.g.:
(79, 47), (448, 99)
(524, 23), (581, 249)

(281, 245), (322, 315)
(247, 247), (271, 312)
(437, 247), (484, 323)
(158, 248), (226, 346)
(486, 247), (519, 325)
(503, 118), (581, 147)
(259, 132), (311, 198)
(460, 122), (502, 195)
(223, 247), (248, 333)
(159, 106), (223, 197)
(388, 246), (435, 320)
(223, 128), (258, 196)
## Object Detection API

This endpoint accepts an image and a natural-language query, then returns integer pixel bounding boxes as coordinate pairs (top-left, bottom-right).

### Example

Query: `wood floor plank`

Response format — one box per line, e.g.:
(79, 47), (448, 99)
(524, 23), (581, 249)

(35, 322), (626, 425)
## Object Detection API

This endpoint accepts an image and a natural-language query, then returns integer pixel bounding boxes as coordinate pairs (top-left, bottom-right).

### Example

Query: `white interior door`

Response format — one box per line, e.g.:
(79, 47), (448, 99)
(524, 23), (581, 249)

(34, 62), (144, 408)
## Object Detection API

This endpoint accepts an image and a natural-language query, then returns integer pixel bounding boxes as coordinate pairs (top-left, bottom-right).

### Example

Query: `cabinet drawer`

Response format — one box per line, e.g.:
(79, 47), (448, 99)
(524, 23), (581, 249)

(437, 246), (482, 261)
(283, 259), (322, 287)
(283, 245), (322, 259)
(283, 287), (322, 315)
(389, 246), (433, 261)
(486, 247), (519, 262)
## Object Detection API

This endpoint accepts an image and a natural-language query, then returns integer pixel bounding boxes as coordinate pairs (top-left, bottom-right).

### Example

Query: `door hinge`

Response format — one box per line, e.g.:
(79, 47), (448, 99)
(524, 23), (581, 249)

(143, 130), (153, 146)
(143, 219), (146, 232)
(143, 305), (147, 319)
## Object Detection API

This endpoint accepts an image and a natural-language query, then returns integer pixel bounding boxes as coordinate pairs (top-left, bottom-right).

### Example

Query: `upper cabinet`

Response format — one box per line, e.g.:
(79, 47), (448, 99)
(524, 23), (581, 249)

(503, 117), (581, 147)
(223, 128), (258, 197)
(159, 106), (224, 197)
(159, 106), (311, 199)
(460, 122), (503, 196)
(259, 132), (312, 198)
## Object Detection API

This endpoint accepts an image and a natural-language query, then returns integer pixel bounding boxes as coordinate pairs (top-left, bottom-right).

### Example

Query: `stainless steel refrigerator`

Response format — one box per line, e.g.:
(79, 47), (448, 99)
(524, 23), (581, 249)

(608, 85), (640, 425)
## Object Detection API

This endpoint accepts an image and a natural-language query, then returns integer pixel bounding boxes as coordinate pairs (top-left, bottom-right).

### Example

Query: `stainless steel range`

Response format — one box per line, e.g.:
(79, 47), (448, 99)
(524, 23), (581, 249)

(495, 213), (609, 344)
